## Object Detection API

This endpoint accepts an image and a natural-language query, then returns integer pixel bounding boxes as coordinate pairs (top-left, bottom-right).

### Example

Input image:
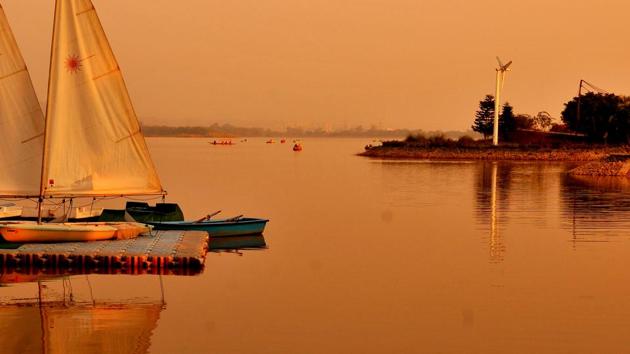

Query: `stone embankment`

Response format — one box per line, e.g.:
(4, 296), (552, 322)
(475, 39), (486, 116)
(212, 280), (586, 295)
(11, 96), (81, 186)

(359, 146), (630, 162)
(569, 154), (630, 176)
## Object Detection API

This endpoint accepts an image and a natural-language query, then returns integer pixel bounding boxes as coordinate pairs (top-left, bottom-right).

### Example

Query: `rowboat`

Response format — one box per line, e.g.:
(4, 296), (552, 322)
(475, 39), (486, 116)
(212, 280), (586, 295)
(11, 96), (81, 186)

(147, 217), (268, 237)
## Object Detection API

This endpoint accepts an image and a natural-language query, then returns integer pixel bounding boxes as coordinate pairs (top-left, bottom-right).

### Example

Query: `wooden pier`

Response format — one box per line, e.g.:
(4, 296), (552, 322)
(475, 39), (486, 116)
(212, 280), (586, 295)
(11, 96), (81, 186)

(0, 230), (208, 273)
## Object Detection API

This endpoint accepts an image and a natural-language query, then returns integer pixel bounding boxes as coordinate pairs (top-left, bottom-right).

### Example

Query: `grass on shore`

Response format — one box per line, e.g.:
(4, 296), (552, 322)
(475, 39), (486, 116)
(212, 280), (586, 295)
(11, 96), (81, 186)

(360, 133), (630, 161)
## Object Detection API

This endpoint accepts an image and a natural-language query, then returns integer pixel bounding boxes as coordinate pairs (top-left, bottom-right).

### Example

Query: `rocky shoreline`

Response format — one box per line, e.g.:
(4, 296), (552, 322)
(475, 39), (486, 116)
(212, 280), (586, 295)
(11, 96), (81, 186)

(569, 154), (630, 176)
(359, 146), (630, 162)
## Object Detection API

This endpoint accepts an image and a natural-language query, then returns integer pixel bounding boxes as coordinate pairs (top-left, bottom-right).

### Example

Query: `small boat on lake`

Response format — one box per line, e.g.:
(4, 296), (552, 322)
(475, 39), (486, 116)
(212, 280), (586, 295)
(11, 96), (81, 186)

(210, 140), (235, 145)
(293, 143), (303, 151)
(147, 214), (268, 237)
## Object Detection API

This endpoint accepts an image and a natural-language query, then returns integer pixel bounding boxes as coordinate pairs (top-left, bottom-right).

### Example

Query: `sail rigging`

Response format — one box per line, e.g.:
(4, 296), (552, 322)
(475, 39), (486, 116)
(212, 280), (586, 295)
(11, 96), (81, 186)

(0, 4), (45, 196)
(42, 0), (163, 197)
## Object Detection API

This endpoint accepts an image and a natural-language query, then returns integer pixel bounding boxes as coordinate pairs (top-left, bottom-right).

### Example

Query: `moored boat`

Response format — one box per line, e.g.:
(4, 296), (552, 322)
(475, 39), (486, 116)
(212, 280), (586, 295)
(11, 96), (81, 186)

(147, 217), (268, 237)
(0, 221), (152, 243)
(0, 222), (116, 242)
(99, 202), (184, 222)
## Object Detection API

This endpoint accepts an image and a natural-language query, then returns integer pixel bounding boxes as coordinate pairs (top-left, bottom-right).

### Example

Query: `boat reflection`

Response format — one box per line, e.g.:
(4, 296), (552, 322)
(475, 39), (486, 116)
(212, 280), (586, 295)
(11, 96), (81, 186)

(209, 234), (267, 254)
(0, 274), (164, 354)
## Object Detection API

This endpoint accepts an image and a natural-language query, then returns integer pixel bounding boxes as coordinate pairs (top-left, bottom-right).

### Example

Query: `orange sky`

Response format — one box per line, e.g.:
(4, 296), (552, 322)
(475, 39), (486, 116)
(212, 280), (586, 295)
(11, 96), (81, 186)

(4, 0), (630, 131)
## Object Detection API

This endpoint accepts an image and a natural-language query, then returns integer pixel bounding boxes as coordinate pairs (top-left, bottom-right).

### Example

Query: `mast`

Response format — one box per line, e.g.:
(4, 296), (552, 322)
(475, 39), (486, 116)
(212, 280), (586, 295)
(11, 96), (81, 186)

(37, 0), (60, 224)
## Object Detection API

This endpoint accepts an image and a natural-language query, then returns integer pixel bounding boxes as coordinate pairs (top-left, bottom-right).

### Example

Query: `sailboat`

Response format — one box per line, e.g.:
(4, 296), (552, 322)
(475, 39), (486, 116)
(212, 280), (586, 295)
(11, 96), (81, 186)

(0, 0), (164, 242)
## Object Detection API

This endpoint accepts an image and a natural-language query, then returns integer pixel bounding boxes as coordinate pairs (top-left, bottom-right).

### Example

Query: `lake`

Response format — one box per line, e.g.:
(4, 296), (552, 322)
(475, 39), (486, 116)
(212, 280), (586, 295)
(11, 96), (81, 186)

(2, 137), (630, 353)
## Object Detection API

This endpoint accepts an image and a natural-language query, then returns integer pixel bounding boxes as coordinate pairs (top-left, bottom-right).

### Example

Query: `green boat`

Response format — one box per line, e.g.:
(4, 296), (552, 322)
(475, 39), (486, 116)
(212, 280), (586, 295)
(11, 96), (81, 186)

(99, 202), (185, 222)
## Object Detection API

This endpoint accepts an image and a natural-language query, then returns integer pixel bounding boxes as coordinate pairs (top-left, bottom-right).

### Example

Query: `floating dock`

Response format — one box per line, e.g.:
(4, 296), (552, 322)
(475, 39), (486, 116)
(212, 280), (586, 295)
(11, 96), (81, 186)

(0, 230), (208, 273)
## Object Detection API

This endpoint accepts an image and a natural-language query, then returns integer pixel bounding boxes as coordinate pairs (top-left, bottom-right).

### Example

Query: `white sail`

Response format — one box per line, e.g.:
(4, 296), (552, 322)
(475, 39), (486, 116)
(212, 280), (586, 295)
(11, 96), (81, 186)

(0, 4), (45, 196)
(43, 0), (162, 197)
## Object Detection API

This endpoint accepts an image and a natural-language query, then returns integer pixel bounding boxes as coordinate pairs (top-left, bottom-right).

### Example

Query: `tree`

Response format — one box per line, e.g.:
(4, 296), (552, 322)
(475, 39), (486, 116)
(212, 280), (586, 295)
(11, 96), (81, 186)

(561, 92), (625, 143)
(472, 95), (495, 139)
(533, 111), (553, 131)
(514, 114), (535, 130)
(499, 103), (516, 136)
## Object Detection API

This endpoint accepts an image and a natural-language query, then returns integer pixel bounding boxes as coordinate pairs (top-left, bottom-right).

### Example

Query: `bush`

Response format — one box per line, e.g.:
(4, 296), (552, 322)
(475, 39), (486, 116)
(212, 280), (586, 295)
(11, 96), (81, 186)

(428, 134), (449, 147)
(405, 133), (428, 144)
(381, 140), (406, 147)
(550, 123), (570, 133)
(457, 135), (476, 147)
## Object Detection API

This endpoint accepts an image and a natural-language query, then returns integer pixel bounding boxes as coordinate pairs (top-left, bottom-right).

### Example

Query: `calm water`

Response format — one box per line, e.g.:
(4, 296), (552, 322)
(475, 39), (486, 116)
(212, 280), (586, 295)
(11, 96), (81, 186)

(2, 138), (630, 353)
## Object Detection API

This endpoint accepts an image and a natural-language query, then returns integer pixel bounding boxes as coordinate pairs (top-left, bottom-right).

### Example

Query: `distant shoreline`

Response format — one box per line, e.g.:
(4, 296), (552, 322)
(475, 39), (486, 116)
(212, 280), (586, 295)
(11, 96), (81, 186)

(140, 124), (473, 140)
(358, 146), (630, 162)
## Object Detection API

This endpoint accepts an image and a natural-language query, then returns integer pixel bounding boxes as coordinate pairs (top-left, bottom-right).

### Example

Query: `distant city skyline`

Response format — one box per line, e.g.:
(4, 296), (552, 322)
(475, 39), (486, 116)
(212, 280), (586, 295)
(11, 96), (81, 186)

(4, 0), (630, 131)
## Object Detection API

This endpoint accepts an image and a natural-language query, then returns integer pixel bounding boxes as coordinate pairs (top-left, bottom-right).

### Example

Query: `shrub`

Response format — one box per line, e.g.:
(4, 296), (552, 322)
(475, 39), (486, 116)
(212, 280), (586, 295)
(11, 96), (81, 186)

(405, 133), (428, 144)
(457, 135), (476, 147)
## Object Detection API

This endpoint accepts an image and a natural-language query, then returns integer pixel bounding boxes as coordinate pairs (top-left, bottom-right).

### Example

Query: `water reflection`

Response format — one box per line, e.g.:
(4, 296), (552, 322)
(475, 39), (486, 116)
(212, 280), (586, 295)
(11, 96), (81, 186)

(0, 275), (164, 354)
(560, 174), (630, 242)
(474, 162), (507, 263)
(474, 161), (630, 249)
(0, 264), (202, 279)
(209, 234), (267, 255)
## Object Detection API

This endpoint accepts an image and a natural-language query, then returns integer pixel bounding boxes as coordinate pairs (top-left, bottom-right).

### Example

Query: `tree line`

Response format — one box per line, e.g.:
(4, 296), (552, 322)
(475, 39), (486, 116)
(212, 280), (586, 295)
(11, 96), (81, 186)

(142, 123), (420, 138)
(472, 92), (630, 144)
(471, 95), (553, 140)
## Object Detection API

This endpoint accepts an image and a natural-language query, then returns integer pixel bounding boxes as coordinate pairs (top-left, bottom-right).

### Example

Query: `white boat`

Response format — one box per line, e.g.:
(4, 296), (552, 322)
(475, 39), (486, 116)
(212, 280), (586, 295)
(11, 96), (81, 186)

(0, 203), (22, 219)
(0, 0), (165, 242)
(0, 222), (116, 242)
(0, 222), (152, 242)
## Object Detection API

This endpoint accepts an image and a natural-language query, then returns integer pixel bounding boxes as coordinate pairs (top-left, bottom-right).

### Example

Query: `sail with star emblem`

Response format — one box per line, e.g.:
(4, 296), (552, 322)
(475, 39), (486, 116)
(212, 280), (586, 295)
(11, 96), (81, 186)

(42, 0), (162, 197)
(0, 4), (45, 196)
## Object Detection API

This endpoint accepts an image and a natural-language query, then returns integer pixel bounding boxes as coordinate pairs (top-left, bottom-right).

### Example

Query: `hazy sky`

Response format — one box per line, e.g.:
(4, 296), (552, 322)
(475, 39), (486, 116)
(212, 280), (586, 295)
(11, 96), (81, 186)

(4, 0), (630, 131)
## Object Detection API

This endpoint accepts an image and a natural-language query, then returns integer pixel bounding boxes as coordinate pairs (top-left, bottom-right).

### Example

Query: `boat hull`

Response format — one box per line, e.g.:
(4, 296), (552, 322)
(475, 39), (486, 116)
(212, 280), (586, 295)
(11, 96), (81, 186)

(0, 223), (117, 243)
(147, 218), (268, 237)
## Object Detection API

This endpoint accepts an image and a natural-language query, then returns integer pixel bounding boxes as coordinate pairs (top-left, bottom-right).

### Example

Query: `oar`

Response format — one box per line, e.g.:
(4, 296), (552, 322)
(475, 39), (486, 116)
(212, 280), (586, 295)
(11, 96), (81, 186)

(194, 210), (221, 223)
(226, 215), (243, 222)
